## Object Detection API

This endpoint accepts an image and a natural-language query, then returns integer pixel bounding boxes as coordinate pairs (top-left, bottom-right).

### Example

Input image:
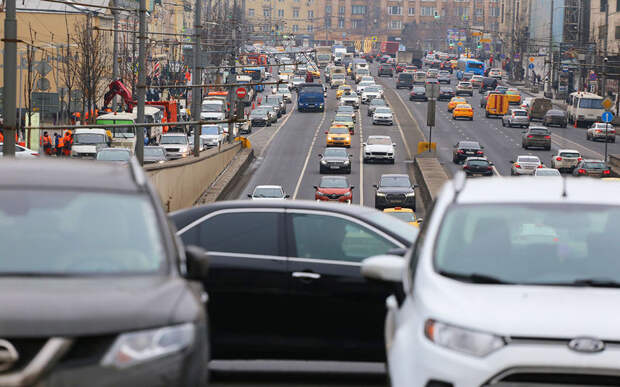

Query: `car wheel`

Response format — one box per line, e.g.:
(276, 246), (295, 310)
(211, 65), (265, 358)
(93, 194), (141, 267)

(502, 120), (506, 127)
(469, 117), (473, 121)
(390, 159), (395, 164)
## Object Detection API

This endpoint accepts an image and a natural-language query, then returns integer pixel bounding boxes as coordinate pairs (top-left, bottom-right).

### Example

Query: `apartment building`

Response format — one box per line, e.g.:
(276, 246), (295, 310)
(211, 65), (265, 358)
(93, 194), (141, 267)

(245, 0), (320, 39)
(590, 0), (620, 96)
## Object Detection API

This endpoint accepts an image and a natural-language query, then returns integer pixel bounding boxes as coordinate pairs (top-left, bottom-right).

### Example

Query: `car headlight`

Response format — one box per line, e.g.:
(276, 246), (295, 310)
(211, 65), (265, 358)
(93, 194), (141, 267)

(406, 192), (415, 197)
(344, 191), (352, 196)
(376, 192), (386, 197)
(343, 159), (350, 165)
(320, 160), (327, 165)
(424, 319), (505, 357)
(316, 191), (327, 196)
(101, 323), (195, 369)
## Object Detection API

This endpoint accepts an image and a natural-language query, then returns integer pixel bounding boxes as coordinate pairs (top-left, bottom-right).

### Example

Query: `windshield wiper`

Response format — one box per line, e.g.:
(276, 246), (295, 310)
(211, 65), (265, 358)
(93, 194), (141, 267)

(564, 278), (620, 288)
(438, 270), (512, 284)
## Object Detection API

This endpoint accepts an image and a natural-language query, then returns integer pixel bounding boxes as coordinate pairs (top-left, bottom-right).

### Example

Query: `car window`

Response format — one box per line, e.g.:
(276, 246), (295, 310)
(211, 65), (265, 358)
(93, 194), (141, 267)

(188, 211), (281, 256)
(529, 128), (549, 135)
(290, 213), (396, 262)
(468, 159), (489, 167)
(560, 152), (580, 158)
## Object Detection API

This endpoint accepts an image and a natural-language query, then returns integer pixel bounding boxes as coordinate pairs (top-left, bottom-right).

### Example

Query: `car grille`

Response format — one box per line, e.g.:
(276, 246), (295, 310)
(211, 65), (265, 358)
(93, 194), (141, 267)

(327, 193), (342, 199)
(328, 162), (344, 167)
(386, 193), (406, 202)
(487, 368), (620, 386)
(371, 152), (388, 156)
(166, 148), (180, 153)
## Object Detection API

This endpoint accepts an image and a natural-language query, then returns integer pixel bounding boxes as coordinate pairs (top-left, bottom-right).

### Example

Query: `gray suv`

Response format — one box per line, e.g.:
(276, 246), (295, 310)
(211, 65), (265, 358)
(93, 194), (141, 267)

(0, 159), (209, 387)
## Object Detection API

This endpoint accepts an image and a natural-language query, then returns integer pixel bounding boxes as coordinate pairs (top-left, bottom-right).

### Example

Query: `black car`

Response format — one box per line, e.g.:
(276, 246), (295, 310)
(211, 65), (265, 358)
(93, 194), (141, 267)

(409, 86), (427, 101)
(170, 201), (417, 361)
(438, 87), (456, 101)
(396, 72), (414, 89)
(143, 145), (168, 164)
(319, 147), (352, 173)
(374, 174), (417, 211)
(453, 140), (484, 164)
(542, 109), (568, 128)
(378, 64), (394, 77)
(463, 157), (494, 177)
(249, 110), (271, 127)
(0, 159), (209, 387)
(479, 77), (498, 93)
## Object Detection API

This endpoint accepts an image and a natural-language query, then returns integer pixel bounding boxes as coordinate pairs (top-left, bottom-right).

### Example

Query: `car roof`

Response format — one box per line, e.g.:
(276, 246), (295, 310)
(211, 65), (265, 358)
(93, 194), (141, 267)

(381, 173), (408, 178)
(368, 135), (391, 139)
(558, 149), (580, 153)
(0, 159), (140, 192)
(254, 185), (283, 189)
(163, 133), (186, 136)
(455, 177), (620, 205)
(465, 157), (488, 162)
(458, 141), (481, 147)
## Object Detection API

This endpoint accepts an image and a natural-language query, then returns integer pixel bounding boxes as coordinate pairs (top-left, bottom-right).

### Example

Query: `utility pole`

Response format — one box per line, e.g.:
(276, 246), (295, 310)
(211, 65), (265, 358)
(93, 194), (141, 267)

(2, 0), (17, 156)
(191, 0), (202, 157)
(228, 0), (238, 144)
(602, 0), (609, 96)
(112, 2), (119, 112)
(545, 0), (554, 99)
(136, 0), (147, 164)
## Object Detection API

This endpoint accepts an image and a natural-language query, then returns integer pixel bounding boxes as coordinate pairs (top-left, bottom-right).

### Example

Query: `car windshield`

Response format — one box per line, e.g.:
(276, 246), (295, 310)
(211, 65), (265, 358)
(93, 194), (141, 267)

(459, 82), (472, 87)
(161, 136), (187, 144)
(506, 90), (519, 95)
(584, 162), (605, 169)
(365, 87), (380, 92)
(381, 176), (410, 187)
(537, 169), (561, 176)
(97, 150), (130, 161)
(414, 87), (426, 92)
(329, 127), (349, 134)
(359, 82), (373, 86)
(467, 159), (489, 167)
(560, 152), (580, 158)
(338, 107), (354, 112)
(548, 110), (565, 116)
(293, 77), (304, 82)
(278, 86), (288, 92)
(368, 137), (392, 145)
(334, 116), (349, 122)
(518, 156), (540, 163)
(388, 211), (416, 223)
(201, 102), (223, 112)
(0, 190), (165, 275)
(202, 126), (220, 135)
(513, 110), (527, 116)
(324, 148), (348, 157)
(75, 133), (106, 144)
(375, 108), (391, 114)
(110, 126), (135, 138)
(459, 142), (480, 149)
(144, 147), (165, 157)
(371, 99), (386, 106)
(320, 177), (348, 188)
(344, 92), (358, 97)
(530, 129), (549, 135)
(253, 187), (283, 197)
(333, 74), (345, 79)
(579, 98), (603, 109)
(435, 204), (620, 285)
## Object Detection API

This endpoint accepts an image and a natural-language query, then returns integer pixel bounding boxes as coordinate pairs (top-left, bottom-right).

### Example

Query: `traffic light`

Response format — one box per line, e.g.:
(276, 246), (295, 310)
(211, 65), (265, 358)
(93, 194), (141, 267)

(477, 43), (482, 49)
(433, 10), (439, 19)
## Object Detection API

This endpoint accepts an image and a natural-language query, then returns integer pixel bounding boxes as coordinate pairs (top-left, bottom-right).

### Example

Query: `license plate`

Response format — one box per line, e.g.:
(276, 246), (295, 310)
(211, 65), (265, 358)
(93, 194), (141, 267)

(466, 151), (474, 155)
(330, 166), (339, 169)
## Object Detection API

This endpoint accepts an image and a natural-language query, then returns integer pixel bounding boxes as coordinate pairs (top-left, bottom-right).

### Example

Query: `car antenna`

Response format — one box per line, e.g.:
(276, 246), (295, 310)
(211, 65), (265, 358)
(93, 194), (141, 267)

(452, 171), (467, 203)
(561, 176), (568, 199)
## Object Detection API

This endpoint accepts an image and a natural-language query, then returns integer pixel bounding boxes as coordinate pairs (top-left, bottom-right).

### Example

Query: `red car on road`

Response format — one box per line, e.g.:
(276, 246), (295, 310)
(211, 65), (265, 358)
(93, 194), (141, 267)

(314, 176), (354, 203)
(396, 63), (407, 73)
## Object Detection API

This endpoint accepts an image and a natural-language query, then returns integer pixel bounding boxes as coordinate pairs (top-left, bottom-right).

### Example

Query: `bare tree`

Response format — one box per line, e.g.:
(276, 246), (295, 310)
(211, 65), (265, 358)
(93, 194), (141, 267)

(56, 14), (78, 124)
(23, 25), (41, 147)
(72, 14), (112, 123)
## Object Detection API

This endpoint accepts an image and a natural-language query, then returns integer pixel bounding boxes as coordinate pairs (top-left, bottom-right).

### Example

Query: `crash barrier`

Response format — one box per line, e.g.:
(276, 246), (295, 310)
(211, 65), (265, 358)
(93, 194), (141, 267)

(411, 157), (450, 209)
(145, 142), (242, 212)
(608, 154), (620, 176)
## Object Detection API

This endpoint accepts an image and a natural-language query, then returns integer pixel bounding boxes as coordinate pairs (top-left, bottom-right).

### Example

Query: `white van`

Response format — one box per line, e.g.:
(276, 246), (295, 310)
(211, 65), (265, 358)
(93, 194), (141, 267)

(132, 106), (163, 144)
(567, 91), (605, 126)
(413, 71), (427, 85)
(200, 99), (226, 122)
(70, 128), (110, 159)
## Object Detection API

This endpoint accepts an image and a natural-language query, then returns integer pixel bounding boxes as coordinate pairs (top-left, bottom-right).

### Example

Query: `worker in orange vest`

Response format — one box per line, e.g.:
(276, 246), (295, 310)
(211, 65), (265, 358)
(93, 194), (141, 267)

(0, 130), (19, 144)
(62, 130), (73, 157)
(41, 131), (53, 156)
(57, 135), (65, 156)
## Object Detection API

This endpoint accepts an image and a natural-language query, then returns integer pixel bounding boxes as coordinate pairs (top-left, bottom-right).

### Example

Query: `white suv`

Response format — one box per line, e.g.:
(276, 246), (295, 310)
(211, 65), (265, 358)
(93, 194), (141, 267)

(550, 149), (582, 173)
(362, 175), (620, 387)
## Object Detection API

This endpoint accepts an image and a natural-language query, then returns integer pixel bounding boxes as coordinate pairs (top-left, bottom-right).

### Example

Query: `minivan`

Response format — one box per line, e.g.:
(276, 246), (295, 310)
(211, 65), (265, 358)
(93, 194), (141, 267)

(396, 72), (414, 89)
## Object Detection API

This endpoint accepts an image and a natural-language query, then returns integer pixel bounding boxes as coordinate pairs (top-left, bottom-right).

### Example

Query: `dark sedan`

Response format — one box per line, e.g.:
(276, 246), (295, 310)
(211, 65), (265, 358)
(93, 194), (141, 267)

(452, 140), (484, 164)
(374, 174), (417, 211)
(319, 147), (352, 173)
(170, 200), (417, 361)
(378, 64), (394, 77)
(572, 159), (612, 178)
(463, 157), (494, 177)
(249, 110), (271, 127)
(409, 87), (428, 101)
(438, 87), (456, 101)
(542, 109), (568, 128)
(522, 126), (551, 150)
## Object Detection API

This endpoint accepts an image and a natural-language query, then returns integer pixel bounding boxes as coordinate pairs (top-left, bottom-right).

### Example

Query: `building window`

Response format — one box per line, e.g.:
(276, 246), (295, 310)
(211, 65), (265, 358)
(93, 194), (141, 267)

(352, 5), (367, 14)
(490, 6), (499, 16)
(278, 9), (284, 16)
(474, 8), (483, 16)
(326, 5), (332, 14)
(421, 6), (435, 16)
(339, 6), (345, 15)
(616, 25), (620, 39)
(263, 7), (270, 17)
(388, 6), (402, 15)
(292, 24), (299, 32)
(390, 20), (402, 29)
(248, 8), (254, 16)
(408, 7), (415, 15)
(617, 0), (620, 11)
(308, 10), (314, 19)
(456, 7), (469, 17)
(352, 19), (365, 28)
(338, 17), (344, 28)
(293, 7), (299, 17)
(307, 25), (313, 32)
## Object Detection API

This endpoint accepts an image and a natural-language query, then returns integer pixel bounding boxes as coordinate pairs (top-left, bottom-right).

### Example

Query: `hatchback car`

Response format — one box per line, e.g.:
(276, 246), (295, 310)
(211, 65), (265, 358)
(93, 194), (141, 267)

(409, 87), (428, 101)
(542, 109), (568, 128)
(453, 141), (484, 164)
(572, 159), (612, 178)
(522, 126), (551, 150)
(551, 149), (582, 172)
(362, 177), (620, 387)
(374, 174), (416, 211)
(171, 200), (416, 362)
(511, 155), (543, 175)
(502, 108), (530, 128)
(463, 157), (494, 177)
(319, 147), (352, 173)
(587, 122), (616, 143)
(0, 159), (209, 387)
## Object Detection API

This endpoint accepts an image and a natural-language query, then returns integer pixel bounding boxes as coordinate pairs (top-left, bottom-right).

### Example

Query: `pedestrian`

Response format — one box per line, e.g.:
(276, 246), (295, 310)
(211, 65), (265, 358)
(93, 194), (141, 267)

(62, 130), (73, 157)
(57, 134), (64, 157)
(41, 131), (53, 156)
(532, 70), (537, 85)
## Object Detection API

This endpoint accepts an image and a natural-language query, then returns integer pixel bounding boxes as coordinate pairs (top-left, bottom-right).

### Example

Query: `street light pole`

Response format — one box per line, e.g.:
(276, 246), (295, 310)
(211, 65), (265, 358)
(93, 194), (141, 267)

(2, 0), (17, 156)
(191, 0), (202, 157)
(136, 0), (147, 164)
(112, 3), (119, 112)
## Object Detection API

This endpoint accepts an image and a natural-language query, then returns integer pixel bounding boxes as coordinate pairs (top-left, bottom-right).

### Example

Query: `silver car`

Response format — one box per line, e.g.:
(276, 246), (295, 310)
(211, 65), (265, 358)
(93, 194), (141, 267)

(502, 108), (530, 128)
(511, 155), (543, 176)
(0, 143), (39, 158)
(587, 122), (616, 143)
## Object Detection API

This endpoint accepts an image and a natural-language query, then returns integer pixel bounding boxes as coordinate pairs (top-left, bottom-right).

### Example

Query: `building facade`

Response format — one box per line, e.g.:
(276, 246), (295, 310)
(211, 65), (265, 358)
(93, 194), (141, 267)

(245, 0), (320, 41)
(590, 0), (620, 98)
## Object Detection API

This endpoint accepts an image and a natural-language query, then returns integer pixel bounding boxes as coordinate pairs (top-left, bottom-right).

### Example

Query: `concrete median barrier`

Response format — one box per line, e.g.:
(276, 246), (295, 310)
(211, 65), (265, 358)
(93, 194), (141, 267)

(144, 142), (242, 212)
(412, 157), (449, 209)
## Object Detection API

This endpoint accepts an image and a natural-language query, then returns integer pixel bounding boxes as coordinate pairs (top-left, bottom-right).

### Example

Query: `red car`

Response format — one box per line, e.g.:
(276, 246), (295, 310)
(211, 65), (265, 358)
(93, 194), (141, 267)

(396, 63), (407, 73)
(314, 176), (354, 203)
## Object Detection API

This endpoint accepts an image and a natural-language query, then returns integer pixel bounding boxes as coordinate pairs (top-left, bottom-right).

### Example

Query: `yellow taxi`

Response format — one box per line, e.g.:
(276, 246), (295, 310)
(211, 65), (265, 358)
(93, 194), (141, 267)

(448, 96), (467, 112)
(332, 114), (355, 134)
(337, 85), (352, 99)
(452, 103), (474, 120)
(347, 63), (353, 75)
(505, 88), (522, 105)
(326, 125), (351, 147)
(307, 65), (321, 78)
(383, 207), (420, 228)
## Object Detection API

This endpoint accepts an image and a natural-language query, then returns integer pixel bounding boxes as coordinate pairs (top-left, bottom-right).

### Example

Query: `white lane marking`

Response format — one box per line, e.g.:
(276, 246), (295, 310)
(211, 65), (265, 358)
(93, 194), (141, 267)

(390, 112), (413, 160)
(292, 107), (328, 199)
(358, 109), (364, 206)
(492, 166), (501, 176)
(551, 133), (604, 158)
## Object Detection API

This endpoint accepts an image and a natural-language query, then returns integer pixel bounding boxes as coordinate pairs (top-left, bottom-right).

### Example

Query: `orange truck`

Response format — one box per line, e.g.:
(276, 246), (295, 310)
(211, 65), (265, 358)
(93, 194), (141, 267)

(485, 94), (509, 118)
(146, 101), (179, 133)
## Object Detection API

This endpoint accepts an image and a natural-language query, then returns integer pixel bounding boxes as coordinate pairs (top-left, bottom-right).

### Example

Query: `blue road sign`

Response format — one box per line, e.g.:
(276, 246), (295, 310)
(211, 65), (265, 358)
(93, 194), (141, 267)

(528, 63), (534, 69)
(602, 111), (614, 123)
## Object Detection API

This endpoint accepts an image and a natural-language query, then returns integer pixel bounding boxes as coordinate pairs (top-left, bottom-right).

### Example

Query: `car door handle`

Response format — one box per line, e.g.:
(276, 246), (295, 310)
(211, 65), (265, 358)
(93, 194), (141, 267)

(292, 272), (321, 280)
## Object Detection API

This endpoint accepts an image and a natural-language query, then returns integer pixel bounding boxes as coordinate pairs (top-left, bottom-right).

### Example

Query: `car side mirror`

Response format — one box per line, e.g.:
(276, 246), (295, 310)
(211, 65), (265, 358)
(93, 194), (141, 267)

(247, 193), (252, 198)
(313, 185), (318, 190)
(285, 194), (290, 198)
(184, 245), (209, 280)
(481, 146), (485, 149)
(361, 255), (405, 283)
(373, 184), (378, 189)
(388, 247), (408, 257)
(362, 142), (367, 146)
(350, 186), (355, 189)
(489, 162), (494, 166)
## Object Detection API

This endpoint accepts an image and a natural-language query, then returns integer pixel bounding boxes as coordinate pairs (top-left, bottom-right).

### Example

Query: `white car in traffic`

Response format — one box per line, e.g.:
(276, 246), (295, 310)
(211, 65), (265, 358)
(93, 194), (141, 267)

(356, 80), (375, 94)
(361, 86), (383, 104)
(363, 135), (395, 163)
(362, 175), (620, 387)
(247, 185), (289, 200)
(510, 155), (543, 175)
(372, 107), (394, 125)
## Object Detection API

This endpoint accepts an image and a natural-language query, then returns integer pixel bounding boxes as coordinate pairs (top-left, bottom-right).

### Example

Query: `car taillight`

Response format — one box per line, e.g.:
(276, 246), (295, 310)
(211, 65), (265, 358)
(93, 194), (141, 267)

(537, 165), (543, 168)
(463, 165), (469, 169)
(527, 135), (533, 138)
(487, 166), (493, 171)
(514, 163), (521, 168)
(556, 157), (562, 161)
(458, 149), (464, 153)
(578, 168), (586, 174)
(578, 157), (583, 162)
(604, 170), (611, 175)
(611, 130), (617, 134)
(32, 152), (39, 156)
(544, 135), (551, 139)
(476, 150), (483, 155)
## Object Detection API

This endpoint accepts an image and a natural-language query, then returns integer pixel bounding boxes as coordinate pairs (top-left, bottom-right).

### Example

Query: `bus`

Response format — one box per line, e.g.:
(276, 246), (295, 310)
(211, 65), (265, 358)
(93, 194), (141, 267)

(566, 92), (605, 126)
(96, 112), (137, 151)
(456, 58), (485, 79)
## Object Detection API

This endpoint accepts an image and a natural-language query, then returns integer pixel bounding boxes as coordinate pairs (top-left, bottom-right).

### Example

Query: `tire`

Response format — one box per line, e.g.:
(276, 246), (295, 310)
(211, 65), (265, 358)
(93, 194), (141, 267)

(486, 112), (490, 118)
(470, 117), (473, 121)
(390, 159), (395, 164)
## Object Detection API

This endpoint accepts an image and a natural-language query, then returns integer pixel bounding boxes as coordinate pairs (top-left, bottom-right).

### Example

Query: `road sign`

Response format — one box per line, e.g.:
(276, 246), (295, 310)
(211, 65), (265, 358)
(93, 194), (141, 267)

(417, 142), (437, 153)
(426, 83), (440, 99)
(602, 97), (614, 111)
(371, 35), (377, 42)
(236, 87), (247, 99)
(528, 63), (534, 69)
(457, 42), (463, 46)
(602, 111), (614, 123)
(480, 38), (491, 43)
(529, 57), (535, 63)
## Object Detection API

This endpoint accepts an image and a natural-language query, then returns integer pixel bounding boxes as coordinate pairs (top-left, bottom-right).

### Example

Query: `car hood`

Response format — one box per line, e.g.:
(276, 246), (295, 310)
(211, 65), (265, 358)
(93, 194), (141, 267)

(201, 112), (224, 118)
(365, 144), (393, 152)
(161, 143), (188, 149)
(72, 144), (101, 153)
(425, 275), (620, 340)
(377, 186), (413, 194)
(201, 134), (220, 140)
(322, 156), (349, 162)
(0, 276), (200, 336)
(317, 188), (350, 194)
